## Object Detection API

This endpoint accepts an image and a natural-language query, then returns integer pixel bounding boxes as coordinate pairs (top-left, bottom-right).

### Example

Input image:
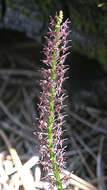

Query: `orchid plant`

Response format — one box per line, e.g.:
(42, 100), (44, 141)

(36, 10), (71, 190)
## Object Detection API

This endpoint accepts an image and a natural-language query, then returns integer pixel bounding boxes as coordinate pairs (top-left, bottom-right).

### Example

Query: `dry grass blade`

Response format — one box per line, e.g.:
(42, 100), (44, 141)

(63, 169), (98, 190)
(71, 111), (107, 134)
(97, 137), (106, 190)
(71, 136), (95, 178)
(0, 69), (41, 78)
(0, 101), (31, 131)
(0, 121), (38, 145)
(0, 129), (36, 190)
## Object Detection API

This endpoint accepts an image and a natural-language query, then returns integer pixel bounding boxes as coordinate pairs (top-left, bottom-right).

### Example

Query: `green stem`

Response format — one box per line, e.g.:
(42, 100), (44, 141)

(48, 11), (64, 190)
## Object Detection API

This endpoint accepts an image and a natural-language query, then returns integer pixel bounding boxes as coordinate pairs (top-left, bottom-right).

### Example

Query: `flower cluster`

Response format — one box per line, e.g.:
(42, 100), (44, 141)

(36, 11), (71, 190)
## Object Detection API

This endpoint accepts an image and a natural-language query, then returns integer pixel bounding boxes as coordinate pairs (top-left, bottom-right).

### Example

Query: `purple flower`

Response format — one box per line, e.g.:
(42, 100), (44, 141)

(36, 10), (71, 189)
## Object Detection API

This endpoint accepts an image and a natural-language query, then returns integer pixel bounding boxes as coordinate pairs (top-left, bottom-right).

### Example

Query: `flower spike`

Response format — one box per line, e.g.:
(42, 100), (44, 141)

(36, 10), (71, 190)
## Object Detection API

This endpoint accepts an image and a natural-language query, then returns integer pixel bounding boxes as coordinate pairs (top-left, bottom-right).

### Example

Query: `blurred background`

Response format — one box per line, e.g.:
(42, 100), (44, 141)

(0, 1), (107, 190)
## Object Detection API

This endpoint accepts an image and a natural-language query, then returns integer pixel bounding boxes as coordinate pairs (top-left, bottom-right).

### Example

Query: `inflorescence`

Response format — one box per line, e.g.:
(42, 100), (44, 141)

(35, 10), (71, 190)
